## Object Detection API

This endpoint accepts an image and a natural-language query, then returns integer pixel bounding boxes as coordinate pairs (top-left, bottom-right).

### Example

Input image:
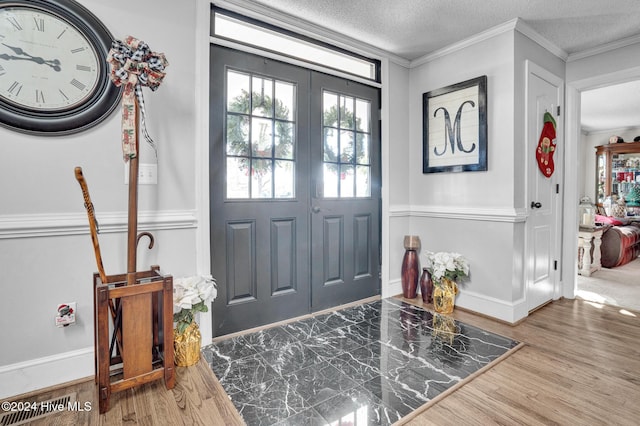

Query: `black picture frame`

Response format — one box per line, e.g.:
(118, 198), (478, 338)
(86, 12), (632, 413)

(422, 76), (487, 173)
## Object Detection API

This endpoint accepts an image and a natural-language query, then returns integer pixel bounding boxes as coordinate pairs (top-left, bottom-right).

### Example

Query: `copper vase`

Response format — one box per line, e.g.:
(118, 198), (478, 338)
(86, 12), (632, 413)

(420, 268), (433, 304)
(401, 236), (420, 299)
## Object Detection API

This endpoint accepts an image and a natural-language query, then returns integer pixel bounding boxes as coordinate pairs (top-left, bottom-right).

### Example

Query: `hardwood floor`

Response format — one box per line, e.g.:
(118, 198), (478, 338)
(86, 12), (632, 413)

(3, 297), (639, 425)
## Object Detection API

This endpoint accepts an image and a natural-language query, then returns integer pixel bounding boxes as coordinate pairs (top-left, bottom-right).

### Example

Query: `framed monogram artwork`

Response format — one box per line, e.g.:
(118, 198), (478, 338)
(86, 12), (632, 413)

(422, 76), (487, 173)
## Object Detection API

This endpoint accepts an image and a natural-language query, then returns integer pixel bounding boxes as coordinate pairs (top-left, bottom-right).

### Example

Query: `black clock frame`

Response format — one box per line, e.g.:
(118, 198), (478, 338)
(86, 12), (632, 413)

(0, 0), (121, 135)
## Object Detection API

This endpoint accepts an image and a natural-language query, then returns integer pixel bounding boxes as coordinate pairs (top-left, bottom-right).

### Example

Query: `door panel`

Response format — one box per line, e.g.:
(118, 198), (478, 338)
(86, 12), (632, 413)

(526, 62), (563, 312)
(211, 46), (310, 336)
(310, 72), (381, 312)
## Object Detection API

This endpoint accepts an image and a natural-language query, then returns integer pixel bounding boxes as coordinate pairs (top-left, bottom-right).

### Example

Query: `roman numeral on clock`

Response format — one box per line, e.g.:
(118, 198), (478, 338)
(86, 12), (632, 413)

(8, 81), (22, 96)
(0, 64), (5, 76)
(76, 65), (91, 72)
(35, 89), (45, 103)
(33, 17), (44, 32)
(59, 89), (69, 101)
(70, 47), (85, 54)
(6, 17), (22, 31)
(70, 78), (86, 91)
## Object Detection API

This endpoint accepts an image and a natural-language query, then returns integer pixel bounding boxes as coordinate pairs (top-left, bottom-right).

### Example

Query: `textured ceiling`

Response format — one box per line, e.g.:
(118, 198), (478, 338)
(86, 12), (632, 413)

(252, 0), (640, 60)
(247, 0), (640, 132)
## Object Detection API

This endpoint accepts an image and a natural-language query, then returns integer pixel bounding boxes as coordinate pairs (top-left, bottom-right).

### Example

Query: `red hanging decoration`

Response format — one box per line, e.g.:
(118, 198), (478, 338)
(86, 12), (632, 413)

(535, 112), (557, 178)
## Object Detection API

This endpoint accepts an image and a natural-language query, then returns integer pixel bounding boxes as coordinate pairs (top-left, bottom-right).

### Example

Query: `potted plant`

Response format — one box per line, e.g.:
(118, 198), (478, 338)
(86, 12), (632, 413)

(173, 275), (217, 366)
(424, 252), (469, 314)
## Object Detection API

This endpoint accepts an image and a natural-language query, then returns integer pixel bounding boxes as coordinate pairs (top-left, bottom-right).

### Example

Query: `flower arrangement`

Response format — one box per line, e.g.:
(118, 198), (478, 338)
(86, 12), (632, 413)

(424, 251), (469, 287)
(173, 275), (217, 334)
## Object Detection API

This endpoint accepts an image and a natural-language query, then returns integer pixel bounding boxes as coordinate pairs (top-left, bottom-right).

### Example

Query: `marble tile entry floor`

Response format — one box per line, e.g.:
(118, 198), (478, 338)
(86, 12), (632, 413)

(202, 298), (520, 425)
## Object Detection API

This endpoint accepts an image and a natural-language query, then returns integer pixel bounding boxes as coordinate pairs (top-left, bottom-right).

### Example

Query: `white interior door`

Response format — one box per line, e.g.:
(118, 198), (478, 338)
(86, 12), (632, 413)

(526, 61), (563, 312)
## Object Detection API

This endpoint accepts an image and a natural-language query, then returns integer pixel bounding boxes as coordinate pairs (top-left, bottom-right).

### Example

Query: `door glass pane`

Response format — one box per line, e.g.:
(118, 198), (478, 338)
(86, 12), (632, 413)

(275, 81), (295, 120)
(227, 71), (250, 114)
(251, 159), (273, 198)
(340, 95), (355, 129)
(356, 133), (370, 165)
(274, 160), (294, 198)
(356, 165), (370, 197)
(225, 69), (297, 200)
(323, 92), (338, 127)
(324, 128), (338, 162)
(252, 117), (273, 157)
(252, 76), (273, 118)
(355, 99), (370, 132)
(323, 164), (338, 198)
(226, 115), (249, 156)
(275, 121), (294, 159)
(322, 90), (371, 198)
(227, 157), (250, 198)
(340, 130), (354, 162)
(340, 165), (355, 197)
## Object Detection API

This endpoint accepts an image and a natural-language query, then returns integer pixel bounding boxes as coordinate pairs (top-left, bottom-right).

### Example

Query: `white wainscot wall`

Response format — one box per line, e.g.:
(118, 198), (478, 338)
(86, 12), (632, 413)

(387, 204), (528, 324)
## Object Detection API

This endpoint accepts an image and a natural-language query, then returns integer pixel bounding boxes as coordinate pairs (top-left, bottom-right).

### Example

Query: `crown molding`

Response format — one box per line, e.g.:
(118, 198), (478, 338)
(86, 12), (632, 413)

(410, 18), (518, 68)
(514, 18), (568, 61)
(568, 33), (640, 62)
(410, 18), (568, 68)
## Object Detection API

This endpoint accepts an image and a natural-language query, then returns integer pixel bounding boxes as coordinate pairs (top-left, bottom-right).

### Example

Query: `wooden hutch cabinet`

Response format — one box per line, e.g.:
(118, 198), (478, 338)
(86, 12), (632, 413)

(595, 141), (640, 205)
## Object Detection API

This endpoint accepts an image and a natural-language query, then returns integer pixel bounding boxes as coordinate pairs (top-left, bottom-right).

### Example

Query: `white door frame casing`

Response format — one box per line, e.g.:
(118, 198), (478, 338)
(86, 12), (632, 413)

(563, 65), (640, 299)
(524, 60), (564, 310)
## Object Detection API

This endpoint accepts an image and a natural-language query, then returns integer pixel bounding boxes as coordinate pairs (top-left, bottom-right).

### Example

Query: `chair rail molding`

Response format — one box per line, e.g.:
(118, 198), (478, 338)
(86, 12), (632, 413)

(390, 205), (526, 223)
(0, 210), (198, 239)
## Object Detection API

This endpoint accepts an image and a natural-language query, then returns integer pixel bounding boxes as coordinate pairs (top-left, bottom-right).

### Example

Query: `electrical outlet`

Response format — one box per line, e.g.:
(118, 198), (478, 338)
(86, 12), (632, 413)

(124, 163), (158, 185)
(56, 302), (76, 327)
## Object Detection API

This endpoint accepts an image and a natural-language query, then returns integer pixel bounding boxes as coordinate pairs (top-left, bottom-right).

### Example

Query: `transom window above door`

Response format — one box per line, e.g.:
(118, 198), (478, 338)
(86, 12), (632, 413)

(225, 69), (297, 199)
(322, 91), (372, 198)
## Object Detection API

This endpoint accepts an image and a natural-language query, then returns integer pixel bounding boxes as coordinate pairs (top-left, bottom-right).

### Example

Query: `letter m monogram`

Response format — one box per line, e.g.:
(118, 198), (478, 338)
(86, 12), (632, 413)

(433, 101), (476, 156)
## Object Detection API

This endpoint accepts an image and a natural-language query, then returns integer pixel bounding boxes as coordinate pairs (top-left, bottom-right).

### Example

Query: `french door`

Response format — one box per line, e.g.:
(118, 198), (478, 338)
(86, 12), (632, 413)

(210, 45), (380, 336)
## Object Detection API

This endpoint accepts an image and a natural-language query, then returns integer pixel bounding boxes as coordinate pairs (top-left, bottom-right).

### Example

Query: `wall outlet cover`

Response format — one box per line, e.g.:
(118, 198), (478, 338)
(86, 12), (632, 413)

(56, 302), (76, 327)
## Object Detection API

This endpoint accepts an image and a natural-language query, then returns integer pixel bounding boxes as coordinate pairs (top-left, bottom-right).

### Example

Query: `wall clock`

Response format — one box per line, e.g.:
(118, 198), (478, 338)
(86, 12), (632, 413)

(0, 0), (120, 135)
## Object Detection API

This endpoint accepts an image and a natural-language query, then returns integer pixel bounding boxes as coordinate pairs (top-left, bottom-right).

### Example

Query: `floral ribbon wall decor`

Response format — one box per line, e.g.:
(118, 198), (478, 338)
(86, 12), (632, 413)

(107, 36), (168, 161)
(535, 111), (557, 178)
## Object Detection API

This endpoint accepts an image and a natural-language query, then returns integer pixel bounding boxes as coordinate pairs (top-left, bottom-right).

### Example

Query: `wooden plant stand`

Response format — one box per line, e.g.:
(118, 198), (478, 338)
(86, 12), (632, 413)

(94, 266), (175, 413)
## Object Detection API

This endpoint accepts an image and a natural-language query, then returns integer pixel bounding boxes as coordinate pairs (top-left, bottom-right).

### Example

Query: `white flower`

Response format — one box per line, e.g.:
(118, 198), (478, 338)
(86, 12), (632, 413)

(173, 275), (217, 313)
(424, 251), (469, 284)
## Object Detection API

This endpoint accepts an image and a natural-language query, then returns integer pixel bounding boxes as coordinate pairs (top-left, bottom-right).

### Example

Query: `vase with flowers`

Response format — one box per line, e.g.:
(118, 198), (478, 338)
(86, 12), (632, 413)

(424, 252), (469, 314)
(173, 275), (217, 366)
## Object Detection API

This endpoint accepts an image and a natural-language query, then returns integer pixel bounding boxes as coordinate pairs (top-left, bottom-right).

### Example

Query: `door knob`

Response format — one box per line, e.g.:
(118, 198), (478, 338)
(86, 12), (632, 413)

(531, 201), (542, 209)
(311, 206), (321, 214)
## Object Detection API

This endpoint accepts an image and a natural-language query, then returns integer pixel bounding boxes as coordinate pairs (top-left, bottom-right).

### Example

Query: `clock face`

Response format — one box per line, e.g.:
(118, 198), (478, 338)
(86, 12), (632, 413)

(0, 6), (100, 112)
(0, 0), (120, 136)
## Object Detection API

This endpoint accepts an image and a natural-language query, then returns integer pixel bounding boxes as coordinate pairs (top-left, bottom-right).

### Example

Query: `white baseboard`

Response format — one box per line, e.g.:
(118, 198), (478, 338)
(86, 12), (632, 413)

(0, 347), (93, 400)
(457, 291), (528, 324)
(384, 278), (527, 324)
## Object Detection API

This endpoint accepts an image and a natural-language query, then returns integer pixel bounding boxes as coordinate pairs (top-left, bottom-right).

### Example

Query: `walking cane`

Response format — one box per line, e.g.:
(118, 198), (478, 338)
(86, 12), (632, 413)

(75, 167), (123, 357)
(75, 167), (107, 284)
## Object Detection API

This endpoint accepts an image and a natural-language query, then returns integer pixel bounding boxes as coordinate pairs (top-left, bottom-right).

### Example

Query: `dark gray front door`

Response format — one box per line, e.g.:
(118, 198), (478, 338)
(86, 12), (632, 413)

(210, 45), (380, 336)
(310, 73), (381, 311)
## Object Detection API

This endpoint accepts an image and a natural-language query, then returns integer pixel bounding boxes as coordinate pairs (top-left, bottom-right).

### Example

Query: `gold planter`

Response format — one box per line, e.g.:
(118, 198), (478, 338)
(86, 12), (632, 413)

(432, 313), (458, 344)
(433, 278), (458, 314)
(174, 321), (201, 367)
